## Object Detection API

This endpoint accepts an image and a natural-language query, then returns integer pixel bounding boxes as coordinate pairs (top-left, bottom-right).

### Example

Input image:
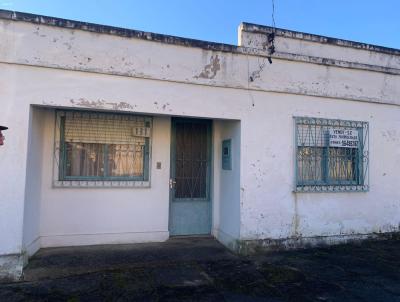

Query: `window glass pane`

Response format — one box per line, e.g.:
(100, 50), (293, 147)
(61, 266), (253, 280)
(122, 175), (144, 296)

(108, 144), (144, 177)
(297, 124), (327, 147)
(328, 148), (357, 182)
(59, 111), (151, 181)
(295, 117), (369, 192)
(297, 147), (324, 183)
(66, 142), (105, 177)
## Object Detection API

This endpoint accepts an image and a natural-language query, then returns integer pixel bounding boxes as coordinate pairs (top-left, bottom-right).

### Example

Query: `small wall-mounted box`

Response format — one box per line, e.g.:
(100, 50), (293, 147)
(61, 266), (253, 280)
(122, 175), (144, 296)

(222, 139), (232, 170)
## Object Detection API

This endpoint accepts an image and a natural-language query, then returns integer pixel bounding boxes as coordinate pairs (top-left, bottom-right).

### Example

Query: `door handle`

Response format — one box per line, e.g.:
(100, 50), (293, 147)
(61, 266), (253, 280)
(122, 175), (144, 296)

(169, 179), (176, 189)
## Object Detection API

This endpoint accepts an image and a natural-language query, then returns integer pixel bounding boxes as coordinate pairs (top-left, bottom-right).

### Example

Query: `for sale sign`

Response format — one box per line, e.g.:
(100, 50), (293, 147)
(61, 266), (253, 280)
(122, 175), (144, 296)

(329, 128), (359, 148)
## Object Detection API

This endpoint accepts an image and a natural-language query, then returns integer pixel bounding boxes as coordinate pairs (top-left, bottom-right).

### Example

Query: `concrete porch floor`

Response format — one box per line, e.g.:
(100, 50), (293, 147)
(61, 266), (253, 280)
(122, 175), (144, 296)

(23, 236), (235, 282)
(1, 236), (400, 301)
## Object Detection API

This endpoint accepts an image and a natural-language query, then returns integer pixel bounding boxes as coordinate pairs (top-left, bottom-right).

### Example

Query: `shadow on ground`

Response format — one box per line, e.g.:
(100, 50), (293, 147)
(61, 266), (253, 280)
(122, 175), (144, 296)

(1, 237), (400, 301)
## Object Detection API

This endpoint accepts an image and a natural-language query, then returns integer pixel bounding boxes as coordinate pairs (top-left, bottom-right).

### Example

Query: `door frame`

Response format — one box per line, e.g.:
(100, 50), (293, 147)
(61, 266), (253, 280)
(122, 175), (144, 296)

(168, 117), (213, 235)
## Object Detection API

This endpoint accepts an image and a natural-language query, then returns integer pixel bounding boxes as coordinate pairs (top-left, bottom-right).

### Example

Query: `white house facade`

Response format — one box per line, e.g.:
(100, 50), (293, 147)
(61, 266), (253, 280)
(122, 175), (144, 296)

(0, 10), (399, 280)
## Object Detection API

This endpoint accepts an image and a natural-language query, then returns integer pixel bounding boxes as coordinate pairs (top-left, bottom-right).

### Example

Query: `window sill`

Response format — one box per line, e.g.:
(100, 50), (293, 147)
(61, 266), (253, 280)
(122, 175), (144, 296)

(294, 185), (369, 193)
(53, 180), (150, 188)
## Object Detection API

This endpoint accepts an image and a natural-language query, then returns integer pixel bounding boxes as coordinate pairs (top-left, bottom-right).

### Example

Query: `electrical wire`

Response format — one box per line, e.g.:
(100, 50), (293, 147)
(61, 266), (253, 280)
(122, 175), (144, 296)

(272, 0), (276, 31)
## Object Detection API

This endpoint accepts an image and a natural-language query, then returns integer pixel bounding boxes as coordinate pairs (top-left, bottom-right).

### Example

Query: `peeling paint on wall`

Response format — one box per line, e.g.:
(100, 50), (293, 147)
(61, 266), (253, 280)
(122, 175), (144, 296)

(1, 9), (400, 274)
(69, 98), (137, 111)
(195, 55), (221, 79)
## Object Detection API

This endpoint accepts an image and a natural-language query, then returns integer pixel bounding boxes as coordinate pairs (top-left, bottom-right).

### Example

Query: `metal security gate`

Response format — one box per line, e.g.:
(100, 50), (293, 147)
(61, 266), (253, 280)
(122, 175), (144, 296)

(169, 118), (212, 236)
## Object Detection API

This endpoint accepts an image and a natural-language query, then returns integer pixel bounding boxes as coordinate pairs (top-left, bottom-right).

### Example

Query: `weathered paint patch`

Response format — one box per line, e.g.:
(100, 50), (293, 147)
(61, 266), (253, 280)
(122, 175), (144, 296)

(195, 55), (221, 79)
(0, 254), (24, 282)
(235, 232), (400, 255)
(69, 98), (137, 111)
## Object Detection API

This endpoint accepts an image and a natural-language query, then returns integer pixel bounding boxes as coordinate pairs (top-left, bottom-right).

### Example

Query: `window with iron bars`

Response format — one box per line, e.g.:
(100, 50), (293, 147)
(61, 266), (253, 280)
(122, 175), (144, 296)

(54, 110), (151, 187)
(294, 117), (369, 192)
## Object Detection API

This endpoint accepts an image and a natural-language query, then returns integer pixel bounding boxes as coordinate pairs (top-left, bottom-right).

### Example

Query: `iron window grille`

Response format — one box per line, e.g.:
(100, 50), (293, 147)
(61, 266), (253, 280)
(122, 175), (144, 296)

(294, 116), (369, 192)
(53, 110), (152, 188)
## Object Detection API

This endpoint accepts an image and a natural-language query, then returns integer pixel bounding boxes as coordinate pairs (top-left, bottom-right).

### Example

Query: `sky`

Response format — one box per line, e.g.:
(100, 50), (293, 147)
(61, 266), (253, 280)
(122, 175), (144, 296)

(0, 0), (399, 49)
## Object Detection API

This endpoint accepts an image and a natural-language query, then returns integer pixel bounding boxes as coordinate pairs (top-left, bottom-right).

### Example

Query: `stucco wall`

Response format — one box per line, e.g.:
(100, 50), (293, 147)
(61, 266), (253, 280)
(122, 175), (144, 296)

(0, 12), (400, 274)
(239, 91), (400, 242)
(24, 105), (242, 254)
(31, 109), (172, 250)
(5, 63), (398, 249)
(22, 106), (46, 255)
(239, 23), (400, 70)
(213, 120), (241, 249)
(1, 19), (399, 107)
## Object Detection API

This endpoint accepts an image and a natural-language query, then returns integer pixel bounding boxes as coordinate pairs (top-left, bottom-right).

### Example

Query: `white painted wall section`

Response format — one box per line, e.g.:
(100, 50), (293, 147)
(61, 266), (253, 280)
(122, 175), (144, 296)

(0, 10), (400, 278)
(38, 111), (171, 247)
(22, 106), (46, 256)
(239, 92), (400, 241)
(214, 120), (241, 249)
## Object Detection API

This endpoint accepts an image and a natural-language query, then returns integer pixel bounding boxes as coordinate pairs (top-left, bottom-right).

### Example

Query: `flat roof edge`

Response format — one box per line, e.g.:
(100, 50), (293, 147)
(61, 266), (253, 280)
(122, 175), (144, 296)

(0, 9), (239, 53)
(0, 10), (399, 57)
(240, 22), (400, 56)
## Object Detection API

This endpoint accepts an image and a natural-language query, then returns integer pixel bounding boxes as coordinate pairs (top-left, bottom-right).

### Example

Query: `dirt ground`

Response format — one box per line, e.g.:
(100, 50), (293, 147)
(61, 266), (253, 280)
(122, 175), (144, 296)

(1, 236), (400, 301)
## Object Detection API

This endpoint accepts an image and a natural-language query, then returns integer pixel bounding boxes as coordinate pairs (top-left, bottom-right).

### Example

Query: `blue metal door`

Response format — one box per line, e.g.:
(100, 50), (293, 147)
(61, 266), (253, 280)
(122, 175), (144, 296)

(169, 118), (212, 236)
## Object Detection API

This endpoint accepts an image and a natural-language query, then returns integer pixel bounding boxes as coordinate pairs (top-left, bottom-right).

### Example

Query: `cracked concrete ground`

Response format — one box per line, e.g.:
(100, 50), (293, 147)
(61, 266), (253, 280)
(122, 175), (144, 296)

(1, 237), (400, 301)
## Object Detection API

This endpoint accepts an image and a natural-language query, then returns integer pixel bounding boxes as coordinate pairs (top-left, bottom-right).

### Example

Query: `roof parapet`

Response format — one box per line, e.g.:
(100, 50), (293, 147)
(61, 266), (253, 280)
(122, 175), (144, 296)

(239, 22), (400, 56)
(239, 22), (400, 70)
(1, 9), (399, 71)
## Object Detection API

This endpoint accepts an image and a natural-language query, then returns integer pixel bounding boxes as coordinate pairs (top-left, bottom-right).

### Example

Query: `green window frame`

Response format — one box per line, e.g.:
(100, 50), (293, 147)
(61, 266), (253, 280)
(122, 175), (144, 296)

(294, 117), (369, 192)
(57, 110), (151, 182)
